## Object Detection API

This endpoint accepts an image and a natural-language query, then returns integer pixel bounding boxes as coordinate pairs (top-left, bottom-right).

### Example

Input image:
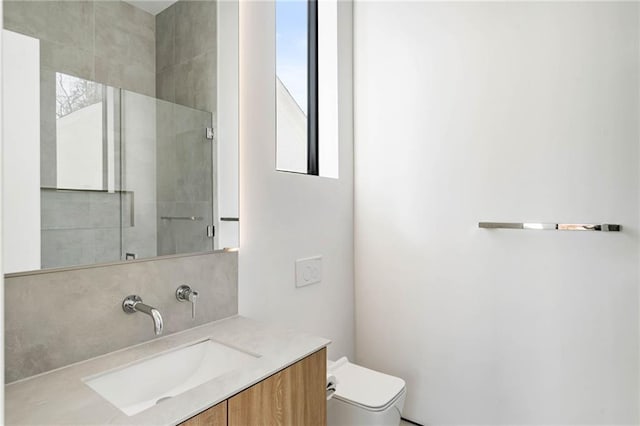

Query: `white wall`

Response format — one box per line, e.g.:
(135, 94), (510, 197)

(318, 0), (338, 179)
(354, 2), (639, 424)
(239, 1), (354, 361)
(276, 76), (308, 174)
(56, 103), (103, 190)
(2, 30), (40, 274)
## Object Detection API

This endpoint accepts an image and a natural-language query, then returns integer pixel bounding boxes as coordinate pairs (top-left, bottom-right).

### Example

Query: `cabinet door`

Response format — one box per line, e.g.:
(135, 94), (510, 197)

(228, 348), (327, 426)
(179, 400), (227, 426)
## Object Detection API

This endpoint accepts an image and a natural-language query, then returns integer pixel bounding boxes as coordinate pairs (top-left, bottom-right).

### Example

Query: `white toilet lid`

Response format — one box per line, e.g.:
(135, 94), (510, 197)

(329, 358), (406, 411)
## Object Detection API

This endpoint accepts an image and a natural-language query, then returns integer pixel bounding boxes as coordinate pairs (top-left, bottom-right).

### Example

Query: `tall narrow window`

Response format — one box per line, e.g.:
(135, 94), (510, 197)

(276, 0), (319, 175)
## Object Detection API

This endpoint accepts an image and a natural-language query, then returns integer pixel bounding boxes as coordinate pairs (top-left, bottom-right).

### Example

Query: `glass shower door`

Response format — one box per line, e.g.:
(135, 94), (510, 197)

(120, 90), (215, 259)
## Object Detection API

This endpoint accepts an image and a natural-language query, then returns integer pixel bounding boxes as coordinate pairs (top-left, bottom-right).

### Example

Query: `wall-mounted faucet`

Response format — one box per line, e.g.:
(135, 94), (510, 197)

(122, 295), (164, 335)
(176, 285), (198, 319)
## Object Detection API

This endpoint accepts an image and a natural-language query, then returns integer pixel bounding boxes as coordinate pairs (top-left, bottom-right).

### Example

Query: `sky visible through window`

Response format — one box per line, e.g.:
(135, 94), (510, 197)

(276, 0), (308, 115)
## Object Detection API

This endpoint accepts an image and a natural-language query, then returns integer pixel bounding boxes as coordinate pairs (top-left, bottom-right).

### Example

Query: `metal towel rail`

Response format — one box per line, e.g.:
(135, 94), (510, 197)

(220, 217), (239, 222)
(160, 216), (204, 221)
(478, 222), (621, 232)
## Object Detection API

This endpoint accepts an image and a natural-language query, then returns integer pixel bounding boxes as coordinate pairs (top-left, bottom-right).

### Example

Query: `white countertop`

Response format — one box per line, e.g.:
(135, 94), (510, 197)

(5, 316), (330, 425)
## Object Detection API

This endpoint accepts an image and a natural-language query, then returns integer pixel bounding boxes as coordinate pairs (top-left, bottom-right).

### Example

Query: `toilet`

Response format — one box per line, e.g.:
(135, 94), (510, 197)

(327, 357), (406, 426)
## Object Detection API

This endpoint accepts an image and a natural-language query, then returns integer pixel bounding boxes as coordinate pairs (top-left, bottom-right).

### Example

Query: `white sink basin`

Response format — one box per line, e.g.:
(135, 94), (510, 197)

(83, 339), (259, 416)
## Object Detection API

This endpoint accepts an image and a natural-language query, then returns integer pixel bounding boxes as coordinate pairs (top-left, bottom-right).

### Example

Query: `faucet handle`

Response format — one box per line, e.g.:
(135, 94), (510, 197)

(176, 285), (198, 319)
(190, 291), (198, 319)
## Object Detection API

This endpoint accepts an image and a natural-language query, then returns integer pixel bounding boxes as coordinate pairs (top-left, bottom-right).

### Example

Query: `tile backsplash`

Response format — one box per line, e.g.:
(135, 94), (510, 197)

(5, 251), (238, 383)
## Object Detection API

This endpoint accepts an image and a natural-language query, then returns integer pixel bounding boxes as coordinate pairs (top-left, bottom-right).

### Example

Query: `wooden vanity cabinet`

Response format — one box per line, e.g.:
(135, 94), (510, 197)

(180, 401), (227, 426)
(179, 348), (327, 426)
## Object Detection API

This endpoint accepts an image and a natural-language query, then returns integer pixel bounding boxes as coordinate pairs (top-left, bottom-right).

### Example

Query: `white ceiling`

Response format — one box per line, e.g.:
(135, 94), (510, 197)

(123, 0), (178, 16)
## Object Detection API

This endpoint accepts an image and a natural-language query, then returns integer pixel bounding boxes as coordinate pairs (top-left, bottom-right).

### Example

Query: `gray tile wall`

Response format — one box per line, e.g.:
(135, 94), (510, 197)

(5, 251), (238, 383)
(156, 0), (218, 256)
(40, 189), (132, 269)
(5, 1), (157, 266)
(4, 0), (156, 190)
(4, 0), (156, 96)
(156, 0), (216, 113)
(156, 101), (214, 256)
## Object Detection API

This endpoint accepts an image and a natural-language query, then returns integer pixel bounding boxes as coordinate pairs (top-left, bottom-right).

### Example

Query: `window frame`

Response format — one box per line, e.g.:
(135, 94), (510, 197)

(307, 0), (319, 175)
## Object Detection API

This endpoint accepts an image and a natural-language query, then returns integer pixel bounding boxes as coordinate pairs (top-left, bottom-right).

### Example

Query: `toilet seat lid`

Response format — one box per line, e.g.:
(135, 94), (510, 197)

(329, 358), (406, 411)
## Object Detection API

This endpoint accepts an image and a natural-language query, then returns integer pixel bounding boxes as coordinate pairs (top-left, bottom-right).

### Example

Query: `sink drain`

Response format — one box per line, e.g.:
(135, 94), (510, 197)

(156, 396), (173, 405)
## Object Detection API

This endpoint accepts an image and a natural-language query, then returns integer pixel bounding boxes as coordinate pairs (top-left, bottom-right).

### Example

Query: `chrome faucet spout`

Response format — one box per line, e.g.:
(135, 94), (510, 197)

(133, 303), (164, 335)
(122, 295), (164, 335)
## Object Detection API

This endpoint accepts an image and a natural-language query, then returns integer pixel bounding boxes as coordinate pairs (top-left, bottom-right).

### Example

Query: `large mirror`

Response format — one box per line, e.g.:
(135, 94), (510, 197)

(2, 0), (238, 275)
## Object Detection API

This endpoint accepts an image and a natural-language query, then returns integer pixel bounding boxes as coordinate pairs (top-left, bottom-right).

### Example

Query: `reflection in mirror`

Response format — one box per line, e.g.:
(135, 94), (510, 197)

(2, 0), (239, 275)
(39, 75), (216, 271)
(121, 90), (215, 261)
(55, 74), (109, 191)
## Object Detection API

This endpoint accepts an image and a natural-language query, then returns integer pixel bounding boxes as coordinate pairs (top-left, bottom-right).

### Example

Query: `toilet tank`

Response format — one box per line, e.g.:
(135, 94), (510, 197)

(327, 357), (406, 426)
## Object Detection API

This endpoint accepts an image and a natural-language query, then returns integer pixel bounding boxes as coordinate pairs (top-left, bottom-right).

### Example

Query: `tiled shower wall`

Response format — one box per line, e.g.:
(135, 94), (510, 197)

(4, 0), (157, 267)
(40, 189), (133, 269)
(155, 1), (218, 256)
(4, 1), (156, 97)
(4, 0), (156, 187)
(156, 0), (217, 113)
(155, 102), (215, 256)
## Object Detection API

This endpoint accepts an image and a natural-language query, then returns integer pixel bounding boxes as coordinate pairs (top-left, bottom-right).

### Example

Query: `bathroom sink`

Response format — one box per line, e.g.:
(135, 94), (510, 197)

(83, 339), (259, 416)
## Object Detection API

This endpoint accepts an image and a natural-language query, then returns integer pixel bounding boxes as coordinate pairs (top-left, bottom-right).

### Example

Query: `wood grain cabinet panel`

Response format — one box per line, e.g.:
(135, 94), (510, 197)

(178, 348), (326, 426)
(228, 348), (327, 426)
(179, 400), (227, 426)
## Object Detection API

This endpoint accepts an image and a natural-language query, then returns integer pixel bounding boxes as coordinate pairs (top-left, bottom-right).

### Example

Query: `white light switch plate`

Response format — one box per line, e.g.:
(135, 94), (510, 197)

(295, 256), (322, 288)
